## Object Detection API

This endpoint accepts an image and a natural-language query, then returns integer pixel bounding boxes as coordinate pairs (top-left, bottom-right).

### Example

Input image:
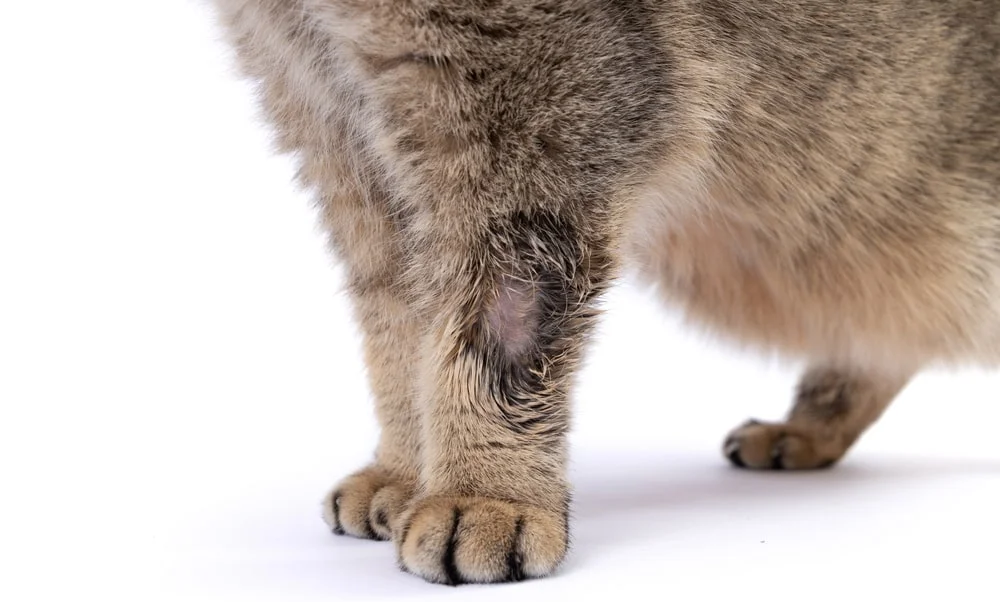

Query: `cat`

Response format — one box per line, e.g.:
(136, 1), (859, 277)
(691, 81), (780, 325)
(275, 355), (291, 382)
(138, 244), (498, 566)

(209, 0), (1000, 585)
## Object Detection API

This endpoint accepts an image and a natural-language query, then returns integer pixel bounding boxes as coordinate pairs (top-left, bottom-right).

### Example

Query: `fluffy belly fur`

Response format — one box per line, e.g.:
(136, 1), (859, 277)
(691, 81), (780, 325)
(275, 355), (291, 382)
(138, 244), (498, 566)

(627, 186), (1000, 373)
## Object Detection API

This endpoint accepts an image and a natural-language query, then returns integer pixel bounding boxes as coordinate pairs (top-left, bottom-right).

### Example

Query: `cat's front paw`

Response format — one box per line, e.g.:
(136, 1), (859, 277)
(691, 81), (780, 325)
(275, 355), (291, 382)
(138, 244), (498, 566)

(323, 466), (415, 541)
(396, 496), (568, 585)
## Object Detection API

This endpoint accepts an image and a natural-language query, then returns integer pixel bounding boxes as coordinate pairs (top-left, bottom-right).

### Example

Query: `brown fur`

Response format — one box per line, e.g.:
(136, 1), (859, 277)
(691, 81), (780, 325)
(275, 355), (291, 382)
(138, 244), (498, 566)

(209, 0), (1000, 585)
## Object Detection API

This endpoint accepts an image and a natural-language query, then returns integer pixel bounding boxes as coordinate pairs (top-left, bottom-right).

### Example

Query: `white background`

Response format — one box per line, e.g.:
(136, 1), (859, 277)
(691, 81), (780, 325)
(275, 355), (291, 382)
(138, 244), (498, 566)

(2, 1), (999, 600)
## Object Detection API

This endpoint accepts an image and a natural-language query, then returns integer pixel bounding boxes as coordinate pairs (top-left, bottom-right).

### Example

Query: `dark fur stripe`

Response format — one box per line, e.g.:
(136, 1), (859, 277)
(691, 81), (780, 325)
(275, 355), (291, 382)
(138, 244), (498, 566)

(331, 493), (345, 536)
(362, 512), (377, 540)
(770, 442), (786, 470)
(374, 509), (389, 531)
(506, 517), (526, 582)
(398, 514), (414, 553)
(442, 509), (463, 586)
(724, 438), (748, 468)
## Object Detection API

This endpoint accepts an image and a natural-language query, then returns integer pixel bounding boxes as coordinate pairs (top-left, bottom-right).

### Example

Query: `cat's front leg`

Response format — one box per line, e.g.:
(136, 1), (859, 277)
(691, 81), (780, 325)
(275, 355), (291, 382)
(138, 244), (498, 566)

(398, 211), (614, 584)
(309, 0), (667, 582)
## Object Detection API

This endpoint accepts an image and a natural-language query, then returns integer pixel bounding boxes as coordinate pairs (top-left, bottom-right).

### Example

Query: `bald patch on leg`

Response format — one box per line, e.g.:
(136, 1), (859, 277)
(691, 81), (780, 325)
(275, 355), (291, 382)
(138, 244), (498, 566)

(485, 275), (540, 358)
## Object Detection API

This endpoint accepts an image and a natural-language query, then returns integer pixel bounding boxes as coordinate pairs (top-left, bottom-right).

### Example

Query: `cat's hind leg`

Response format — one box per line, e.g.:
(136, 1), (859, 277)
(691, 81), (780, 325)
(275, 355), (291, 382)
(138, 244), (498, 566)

(724, 366), (911, 470)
